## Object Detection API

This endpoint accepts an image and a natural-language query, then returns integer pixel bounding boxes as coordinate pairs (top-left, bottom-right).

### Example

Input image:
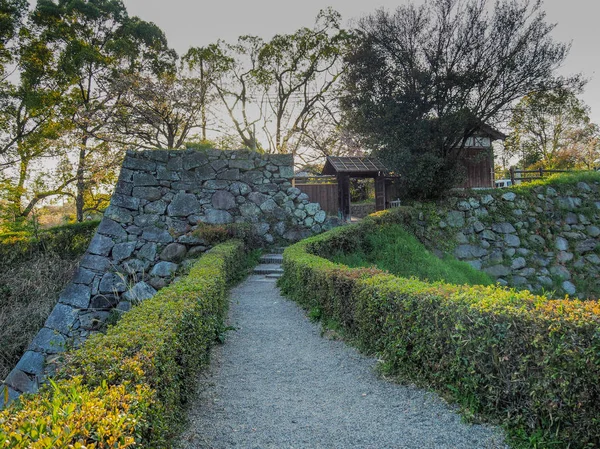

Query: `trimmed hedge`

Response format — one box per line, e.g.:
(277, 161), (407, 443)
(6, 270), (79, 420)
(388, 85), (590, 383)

(0, 240), (245, 448)
(279, 214), (600, 447)
(0, 221), (100, 267)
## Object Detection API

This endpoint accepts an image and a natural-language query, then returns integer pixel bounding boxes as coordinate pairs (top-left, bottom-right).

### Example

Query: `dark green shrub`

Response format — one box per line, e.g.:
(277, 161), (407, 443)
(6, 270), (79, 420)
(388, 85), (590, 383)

(0, 220), (99, 267)
(193, 222), (262, 249)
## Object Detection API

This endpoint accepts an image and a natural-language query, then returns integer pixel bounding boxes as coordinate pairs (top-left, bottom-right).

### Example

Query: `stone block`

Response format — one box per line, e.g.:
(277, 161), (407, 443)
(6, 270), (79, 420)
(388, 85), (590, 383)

(133, 187), (162, 201)
(166, 156), (183, 170)
(104, 205), (134, 224)
(156, 167), (180, 181)
(446, 211), (464, 228)
(59, 283), (91, 308)
(456, 201), (471, 211)
(90, 294), (119, 309)
(112, 242), (136, 262)
(204, 180), (230, 190)
(142, 227), (174, 244)
(492, 222), (516, 234)
(557, 251), (574, 263)
(160, 243), (187, 262)
(260, 199), (278, 213)
(72, 268), (96, 285)
(204, 209), (233, 224)
(5, 368), (37, 394)
(150, 261), (178, 277)
(183, 152), (209, 170)
(511, 257), (526, 270)
(122, 258), (151, 275)
(196, 165), (217, 181)
(168, 192), (200, 217)
(88, 233), (115, 256)
(111, 194), (140, 211)
(576, 239), (597, 254)
(314, 210), (327, 224)
(123, 281), (157, 303)
(79, 311), (111, 330)
(145, 200), (167, 215)
(504, 234), (521, 247)
(484, 265), (510, 278)
(45, 304), (78, 334)
(240, 171), (264, 185)
(80, 254), (112, 272)
(304, 203), (320, 216)
(212, 191), (236, 210)
(16, 351), (45, 375)
(562, 281), (577, 295)
(133, 172), (159, 187)
(115, 180), (133, 196)
(138, 242), (158, 261)
(279, 166), (294, 178)
(29, 328), (66, 353)
(99, 272), (127, 294)
(98, 218), (128, 239)
(229, 159), (255, 170)
(134, 214), (161, 227)
(557, 196), (581, 210)
(123, 156), (156, 171)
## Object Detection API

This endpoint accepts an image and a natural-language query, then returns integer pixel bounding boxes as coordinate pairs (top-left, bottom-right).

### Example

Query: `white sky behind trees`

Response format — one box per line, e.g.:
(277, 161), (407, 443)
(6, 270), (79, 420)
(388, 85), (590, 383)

(122, 0), (600, 127)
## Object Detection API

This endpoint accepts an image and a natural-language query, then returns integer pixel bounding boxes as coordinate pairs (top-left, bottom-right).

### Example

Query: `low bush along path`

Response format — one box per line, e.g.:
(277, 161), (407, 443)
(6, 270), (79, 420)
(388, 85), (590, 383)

(179, 252), (507, 449)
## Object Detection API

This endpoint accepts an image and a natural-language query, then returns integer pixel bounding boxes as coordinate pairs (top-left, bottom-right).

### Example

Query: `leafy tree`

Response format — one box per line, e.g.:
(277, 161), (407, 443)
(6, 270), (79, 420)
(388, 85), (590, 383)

(0, 0), (27, 82)
(341, 0), (578, 199)
(505, 88), (598, 169)
(30, 0), (175, 221)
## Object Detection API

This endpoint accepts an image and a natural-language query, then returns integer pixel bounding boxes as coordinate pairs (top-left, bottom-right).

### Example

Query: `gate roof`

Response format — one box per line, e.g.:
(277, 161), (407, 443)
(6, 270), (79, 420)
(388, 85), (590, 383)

(322, 156), (389, 177)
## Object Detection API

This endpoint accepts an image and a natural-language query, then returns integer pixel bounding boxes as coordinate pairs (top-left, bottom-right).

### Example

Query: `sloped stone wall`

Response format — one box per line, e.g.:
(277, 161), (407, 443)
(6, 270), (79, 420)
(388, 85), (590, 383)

(1, 148), (337, 406)
(409, 180), (600, 299)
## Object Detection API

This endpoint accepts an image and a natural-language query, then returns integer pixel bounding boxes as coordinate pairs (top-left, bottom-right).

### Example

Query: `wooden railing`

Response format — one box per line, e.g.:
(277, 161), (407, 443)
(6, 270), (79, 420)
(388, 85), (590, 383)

(509, 167), (571, 184)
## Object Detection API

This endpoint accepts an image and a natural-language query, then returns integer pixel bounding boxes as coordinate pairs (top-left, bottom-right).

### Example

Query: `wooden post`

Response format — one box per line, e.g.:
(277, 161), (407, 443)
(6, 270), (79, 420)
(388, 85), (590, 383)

(375, 175), (386, 211)
(337, 174), (351, 221)
(509, 167), (515, 186)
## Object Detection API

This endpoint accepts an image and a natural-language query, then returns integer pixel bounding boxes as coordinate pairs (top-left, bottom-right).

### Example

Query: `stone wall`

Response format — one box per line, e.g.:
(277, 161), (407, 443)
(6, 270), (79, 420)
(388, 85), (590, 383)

(351, 203), (376, 218)
(409, 180), (600, 299)
(1, 148), (336, 406)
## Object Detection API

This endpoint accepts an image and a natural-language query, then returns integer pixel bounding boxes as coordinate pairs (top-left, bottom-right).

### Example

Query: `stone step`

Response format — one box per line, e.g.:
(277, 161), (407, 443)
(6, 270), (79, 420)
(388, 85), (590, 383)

(265, 273), (283, 279)
(253, 264), (284, 275)
(271, 247), (287, 254)
(260, 254), (283, 264)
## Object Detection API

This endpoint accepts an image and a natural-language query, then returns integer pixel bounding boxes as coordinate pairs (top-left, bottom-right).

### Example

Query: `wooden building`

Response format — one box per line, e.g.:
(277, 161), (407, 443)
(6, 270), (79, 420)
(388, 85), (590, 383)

(458, 124), (506, 189)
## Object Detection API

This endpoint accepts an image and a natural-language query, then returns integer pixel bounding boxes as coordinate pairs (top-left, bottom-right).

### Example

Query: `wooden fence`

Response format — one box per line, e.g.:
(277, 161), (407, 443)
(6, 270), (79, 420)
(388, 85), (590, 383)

(293, 176), (338, 216)
(509, 167), (572, 184)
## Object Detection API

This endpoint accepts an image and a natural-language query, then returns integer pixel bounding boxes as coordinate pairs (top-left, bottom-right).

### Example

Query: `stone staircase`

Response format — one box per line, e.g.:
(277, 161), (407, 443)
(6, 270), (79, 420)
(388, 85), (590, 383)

(252, 248), (285, 279)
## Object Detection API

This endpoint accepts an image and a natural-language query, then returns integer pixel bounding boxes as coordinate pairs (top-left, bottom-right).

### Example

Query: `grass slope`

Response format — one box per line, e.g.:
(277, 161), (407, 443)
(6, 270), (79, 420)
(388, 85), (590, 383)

(331, 223), (493, 286)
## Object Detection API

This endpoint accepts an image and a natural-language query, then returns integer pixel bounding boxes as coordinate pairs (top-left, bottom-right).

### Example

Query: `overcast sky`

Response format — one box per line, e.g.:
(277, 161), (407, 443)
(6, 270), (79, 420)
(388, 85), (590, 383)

(122, 0), (600, 126)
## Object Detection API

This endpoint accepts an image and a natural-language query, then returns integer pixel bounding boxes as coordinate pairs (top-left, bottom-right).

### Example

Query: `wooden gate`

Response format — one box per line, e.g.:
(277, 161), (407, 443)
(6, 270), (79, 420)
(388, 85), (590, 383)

(294, 177), (338, 216)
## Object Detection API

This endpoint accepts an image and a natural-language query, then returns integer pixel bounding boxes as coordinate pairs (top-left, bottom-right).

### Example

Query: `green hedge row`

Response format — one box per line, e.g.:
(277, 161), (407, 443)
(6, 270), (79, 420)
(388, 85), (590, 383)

(0, 221), (100, 266)
(279, 213), (600, 447)
(0, 240), (246, 448)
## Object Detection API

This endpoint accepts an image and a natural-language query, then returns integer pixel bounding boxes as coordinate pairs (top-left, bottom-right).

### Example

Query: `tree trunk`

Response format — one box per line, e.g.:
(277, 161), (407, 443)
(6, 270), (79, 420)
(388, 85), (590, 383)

(75, 137), (87, 222)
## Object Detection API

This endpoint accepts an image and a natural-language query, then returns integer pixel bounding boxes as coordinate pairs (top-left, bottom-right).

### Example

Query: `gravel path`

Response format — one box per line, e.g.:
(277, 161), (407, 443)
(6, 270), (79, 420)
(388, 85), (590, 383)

(178, 275), (507, 449)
